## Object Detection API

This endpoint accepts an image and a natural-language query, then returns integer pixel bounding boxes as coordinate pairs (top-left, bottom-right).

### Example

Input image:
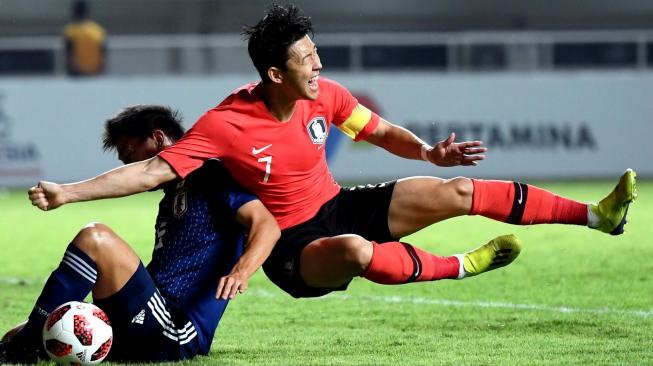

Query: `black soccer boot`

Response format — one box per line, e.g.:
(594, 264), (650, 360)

(0, 338), (44, 364)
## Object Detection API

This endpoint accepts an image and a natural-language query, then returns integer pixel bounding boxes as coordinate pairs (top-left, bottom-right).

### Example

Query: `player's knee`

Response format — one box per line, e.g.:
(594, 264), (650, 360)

(340, 235), (373, 272)
(72, 222), (118, 259)
(447, 177), (473, 200)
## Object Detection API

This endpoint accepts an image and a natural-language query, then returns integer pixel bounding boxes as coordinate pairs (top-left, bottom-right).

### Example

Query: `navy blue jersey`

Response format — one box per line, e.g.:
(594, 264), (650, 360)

(146, 159), (256, 354)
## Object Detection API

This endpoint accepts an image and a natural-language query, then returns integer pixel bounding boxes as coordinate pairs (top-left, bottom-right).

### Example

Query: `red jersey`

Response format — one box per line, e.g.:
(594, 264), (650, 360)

(159, 78), (379, 229)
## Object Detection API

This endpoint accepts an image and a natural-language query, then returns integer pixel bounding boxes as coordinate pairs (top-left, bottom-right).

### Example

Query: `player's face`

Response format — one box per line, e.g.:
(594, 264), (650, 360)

(283, 35), (322, 100)
(116, 135), (161, 164)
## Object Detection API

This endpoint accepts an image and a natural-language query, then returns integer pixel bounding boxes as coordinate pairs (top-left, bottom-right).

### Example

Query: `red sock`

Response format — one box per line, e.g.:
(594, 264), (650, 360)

(470, 179), (587, 225)
(362, 241), (460, 284)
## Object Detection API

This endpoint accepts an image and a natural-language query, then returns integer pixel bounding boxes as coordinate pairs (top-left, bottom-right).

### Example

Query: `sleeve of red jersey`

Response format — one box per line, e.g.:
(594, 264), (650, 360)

(158, 113), (235, 179)
(327, 79), (380, 142)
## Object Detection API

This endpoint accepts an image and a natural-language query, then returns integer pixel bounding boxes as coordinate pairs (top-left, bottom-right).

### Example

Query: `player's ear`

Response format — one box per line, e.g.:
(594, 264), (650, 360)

(152, 129), (168, 148)
(268, 67), (284, 84)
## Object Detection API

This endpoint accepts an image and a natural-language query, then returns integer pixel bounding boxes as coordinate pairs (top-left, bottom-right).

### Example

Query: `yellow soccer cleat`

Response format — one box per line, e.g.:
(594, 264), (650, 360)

(589, 169), (638, 235)
(459, 234), (522, 278)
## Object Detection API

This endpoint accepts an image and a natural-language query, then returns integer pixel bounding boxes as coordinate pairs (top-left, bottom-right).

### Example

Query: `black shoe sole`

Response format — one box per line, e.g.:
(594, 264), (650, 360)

(609, 205), (630, 236)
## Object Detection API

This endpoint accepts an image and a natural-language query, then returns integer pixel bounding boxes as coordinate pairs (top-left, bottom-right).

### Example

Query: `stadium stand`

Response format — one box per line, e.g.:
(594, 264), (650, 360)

(1, 0), (653, 75)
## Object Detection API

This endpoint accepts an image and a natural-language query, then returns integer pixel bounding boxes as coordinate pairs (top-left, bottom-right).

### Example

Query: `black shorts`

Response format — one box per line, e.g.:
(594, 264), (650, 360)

(93, 263), (200, 362)
(262, 181), (398, 298)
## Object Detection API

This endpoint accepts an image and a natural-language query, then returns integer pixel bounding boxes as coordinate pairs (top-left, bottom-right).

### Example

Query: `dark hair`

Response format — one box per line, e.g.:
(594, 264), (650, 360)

(242, 3), (313, 82)
(102, 105), (185, 152)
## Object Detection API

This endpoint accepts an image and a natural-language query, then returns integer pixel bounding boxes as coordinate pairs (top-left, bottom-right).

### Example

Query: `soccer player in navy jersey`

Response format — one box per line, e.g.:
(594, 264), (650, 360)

(29, 5), (636, 301)
(0, 105), (280, 364)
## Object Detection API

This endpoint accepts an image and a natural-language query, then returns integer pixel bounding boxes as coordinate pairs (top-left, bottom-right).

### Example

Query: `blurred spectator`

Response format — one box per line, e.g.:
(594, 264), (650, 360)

(63, 0), (106, 76)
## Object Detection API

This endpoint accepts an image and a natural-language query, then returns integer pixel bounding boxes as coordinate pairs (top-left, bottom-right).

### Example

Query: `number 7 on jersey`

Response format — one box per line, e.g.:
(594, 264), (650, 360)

(257, 156), (272, 183)
(252, 144), (273, 183)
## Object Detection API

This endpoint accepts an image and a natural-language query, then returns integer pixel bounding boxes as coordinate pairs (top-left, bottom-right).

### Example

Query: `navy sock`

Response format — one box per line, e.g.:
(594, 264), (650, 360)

(14, 244), (97, 345)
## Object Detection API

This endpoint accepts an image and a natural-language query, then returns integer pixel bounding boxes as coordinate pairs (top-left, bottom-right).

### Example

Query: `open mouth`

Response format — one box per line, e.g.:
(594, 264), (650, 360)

(308, 75), (319, 91)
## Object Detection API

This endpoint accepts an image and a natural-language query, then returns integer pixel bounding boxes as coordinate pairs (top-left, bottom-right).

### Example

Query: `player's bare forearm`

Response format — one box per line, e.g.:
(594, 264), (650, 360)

(365, 119), (487, 167)
(28, 156), (177, 210)
(68, 161), (167, 198)
(364, 118), (428, 160)
(217, 200), (280, 299)
(230, 216), (279, 278)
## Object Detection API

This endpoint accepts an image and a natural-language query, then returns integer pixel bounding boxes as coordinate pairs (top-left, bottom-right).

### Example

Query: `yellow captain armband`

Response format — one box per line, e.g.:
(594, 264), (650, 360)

(337, 104), (373, 140)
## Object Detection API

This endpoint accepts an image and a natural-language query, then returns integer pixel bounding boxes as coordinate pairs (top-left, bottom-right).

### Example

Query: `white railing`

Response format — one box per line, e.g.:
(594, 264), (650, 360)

(0, 30), (652, 76)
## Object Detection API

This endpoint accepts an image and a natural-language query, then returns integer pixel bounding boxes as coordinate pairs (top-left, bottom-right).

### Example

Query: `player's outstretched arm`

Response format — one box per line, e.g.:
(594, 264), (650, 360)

(27, 156), (178, 211)
(364, 119), (487, 167)
(216, 200), (280, 300)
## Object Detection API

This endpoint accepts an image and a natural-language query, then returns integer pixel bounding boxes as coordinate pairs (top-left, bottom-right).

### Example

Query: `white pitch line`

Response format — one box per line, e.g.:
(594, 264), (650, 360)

(250, 289), (653, 319)
(3, 277), (651, 319)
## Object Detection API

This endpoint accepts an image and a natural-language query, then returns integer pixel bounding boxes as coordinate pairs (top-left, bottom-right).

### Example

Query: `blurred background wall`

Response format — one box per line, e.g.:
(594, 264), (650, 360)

(0, 0), (651, 186)
(3, 0), (653, 75)
(3, 0), (653, 35)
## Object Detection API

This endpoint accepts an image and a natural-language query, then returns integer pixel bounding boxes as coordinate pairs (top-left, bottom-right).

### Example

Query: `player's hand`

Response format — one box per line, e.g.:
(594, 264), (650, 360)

(427, 132), (486, 167)
(27, 181), (66, 211)
(216, 272), (248, 300)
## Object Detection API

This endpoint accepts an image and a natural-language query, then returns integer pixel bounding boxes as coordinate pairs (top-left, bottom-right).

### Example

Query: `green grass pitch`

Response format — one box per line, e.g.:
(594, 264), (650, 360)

(1, 180), (652, 365)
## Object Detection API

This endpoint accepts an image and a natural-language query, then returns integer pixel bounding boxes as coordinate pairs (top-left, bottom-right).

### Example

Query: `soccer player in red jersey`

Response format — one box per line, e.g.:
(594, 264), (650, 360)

(29, 4), (636, 299)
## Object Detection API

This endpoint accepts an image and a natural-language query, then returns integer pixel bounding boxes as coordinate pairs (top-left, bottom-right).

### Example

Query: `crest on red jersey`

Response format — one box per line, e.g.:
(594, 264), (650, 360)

(307, 117), (328, 145)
